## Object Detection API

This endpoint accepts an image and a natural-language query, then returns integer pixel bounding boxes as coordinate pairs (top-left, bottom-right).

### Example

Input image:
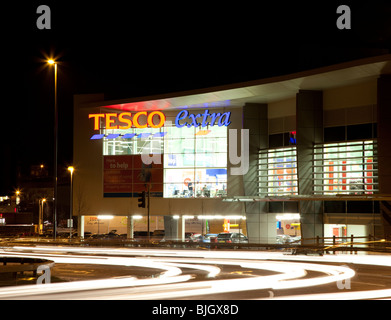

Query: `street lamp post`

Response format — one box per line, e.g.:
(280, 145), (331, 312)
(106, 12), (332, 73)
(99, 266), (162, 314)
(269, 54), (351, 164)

(15, 190), (21, 205)
(68, 166), (74, 239)
(47, 59), (58, 240)
(39, 198), (46, 235)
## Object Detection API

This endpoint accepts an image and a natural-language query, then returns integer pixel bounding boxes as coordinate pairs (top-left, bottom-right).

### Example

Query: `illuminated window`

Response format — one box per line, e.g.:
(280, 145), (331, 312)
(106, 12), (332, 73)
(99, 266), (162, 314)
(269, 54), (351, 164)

(102, 126), (164, 156)
(259, 146), (298, 196)
(313, 140), (378, 195)
(163, 125), (227, 198)
(101, 121), (228, 198)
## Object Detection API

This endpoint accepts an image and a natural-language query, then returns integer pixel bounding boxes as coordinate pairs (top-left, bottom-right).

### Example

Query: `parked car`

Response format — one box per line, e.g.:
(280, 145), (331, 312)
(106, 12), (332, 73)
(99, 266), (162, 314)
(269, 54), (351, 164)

(90, 233), (107, 240)
(82, 232), (93, 239)
(217, 232), (248, 243)
(276, 234), (291, 244)
(133, 231), (153, 241)
(185, 232), (201, 242)
(201, 233), (218, 243)
(276, 234), (301, 244)
(152, 230), (165, 240)
(105, 230), (121, 239)
(290, 236), (301, 244)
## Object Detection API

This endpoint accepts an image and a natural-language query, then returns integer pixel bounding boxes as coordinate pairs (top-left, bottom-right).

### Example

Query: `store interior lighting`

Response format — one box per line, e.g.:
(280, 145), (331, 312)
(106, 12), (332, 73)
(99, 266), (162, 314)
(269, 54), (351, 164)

(276, 214), (300, 220)
(97, 215), (114, 220)
(197, 215), (246, 220)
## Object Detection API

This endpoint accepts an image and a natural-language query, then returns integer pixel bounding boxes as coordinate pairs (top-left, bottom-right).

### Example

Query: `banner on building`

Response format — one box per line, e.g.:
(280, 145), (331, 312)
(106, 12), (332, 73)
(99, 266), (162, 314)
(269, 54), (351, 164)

(103, 155), (163, 197)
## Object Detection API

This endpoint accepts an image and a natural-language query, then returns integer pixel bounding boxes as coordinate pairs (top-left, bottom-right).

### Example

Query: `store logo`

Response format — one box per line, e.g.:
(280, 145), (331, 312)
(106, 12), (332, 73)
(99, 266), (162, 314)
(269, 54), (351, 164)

(89, 111), (166, 130)
(175, 109), (231, 128)
(89, 109), (231, 130)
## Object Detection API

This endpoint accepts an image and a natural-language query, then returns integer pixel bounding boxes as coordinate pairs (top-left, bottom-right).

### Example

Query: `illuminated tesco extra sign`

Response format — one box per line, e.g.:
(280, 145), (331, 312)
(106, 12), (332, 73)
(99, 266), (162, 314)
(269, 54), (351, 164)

(175, 109), (231, 128)
(89, 111), (166, 130)
(88, 109), (231, 130)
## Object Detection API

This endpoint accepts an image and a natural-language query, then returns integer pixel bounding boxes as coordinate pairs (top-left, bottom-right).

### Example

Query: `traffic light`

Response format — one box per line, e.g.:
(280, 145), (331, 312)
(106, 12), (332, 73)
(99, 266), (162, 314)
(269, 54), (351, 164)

(138, 191), (146, 208)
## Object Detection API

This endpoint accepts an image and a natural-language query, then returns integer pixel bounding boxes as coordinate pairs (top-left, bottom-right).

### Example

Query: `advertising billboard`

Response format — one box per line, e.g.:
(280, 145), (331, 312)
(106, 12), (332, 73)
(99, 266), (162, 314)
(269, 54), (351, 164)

(103, 155), (163, 197)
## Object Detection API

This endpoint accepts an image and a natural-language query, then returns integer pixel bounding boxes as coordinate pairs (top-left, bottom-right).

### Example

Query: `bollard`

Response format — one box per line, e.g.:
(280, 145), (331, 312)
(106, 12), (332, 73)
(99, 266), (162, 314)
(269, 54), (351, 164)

(333, 235), (336, 255)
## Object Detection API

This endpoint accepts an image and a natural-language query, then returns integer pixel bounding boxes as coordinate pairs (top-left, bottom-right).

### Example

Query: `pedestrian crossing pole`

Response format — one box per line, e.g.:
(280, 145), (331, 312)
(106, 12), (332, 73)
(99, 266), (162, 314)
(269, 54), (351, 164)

(147, 184), (150, 242)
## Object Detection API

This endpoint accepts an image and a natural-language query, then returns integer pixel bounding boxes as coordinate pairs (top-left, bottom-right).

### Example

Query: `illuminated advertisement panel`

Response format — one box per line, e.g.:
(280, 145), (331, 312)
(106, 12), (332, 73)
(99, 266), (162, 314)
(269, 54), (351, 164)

(103, 155), (163, 197)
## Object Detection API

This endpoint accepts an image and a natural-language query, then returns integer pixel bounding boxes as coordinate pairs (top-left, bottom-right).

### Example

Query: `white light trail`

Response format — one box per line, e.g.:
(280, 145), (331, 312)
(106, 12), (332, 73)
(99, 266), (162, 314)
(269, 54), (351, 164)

(1, 246), (391, 299)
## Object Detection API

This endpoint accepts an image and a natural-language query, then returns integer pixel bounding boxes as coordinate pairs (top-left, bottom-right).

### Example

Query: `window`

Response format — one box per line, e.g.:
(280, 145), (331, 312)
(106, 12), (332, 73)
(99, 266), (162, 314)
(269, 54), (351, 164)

(259, 146), (298, 196)
(163, 125), (227, 198)
(313, 140), (378, 195)
(269, 132), (297, 148)
(102, 126), (164, 156)
(324, 123), (376, 142)
(101, 121), (228, 198)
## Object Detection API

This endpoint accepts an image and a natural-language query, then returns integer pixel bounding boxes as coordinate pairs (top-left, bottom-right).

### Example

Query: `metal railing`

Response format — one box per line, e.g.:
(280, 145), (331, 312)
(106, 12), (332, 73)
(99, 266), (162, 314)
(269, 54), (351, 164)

(1, 234), (391, 254)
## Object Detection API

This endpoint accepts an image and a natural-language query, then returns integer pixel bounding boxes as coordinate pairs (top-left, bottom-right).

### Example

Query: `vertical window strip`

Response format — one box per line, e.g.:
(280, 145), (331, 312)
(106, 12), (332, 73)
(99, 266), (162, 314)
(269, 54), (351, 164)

(313, 140), (378, 195)
(258, 146), (298, 196)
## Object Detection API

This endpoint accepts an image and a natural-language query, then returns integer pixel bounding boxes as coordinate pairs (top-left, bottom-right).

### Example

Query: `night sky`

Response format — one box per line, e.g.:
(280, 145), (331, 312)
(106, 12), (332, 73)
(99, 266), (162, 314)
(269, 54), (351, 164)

(1, 1), (390, 194)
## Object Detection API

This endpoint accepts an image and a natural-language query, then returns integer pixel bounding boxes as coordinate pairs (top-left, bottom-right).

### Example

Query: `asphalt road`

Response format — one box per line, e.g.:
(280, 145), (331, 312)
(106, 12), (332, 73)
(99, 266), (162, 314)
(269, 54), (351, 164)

(1, 246), (391, 300)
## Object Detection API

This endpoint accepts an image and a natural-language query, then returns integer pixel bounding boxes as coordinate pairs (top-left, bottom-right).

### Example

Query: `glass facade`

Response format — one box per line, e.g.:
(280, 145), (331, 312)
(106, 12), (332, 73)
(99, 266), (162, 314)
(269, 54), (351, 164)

(102, 126), (164, 156)
(102, 122), (227, 198)
(163, 125), (227, 198)
(258, 140), (377, 197)
(259, 146), (298, 196)
(313, 140), (378, 195)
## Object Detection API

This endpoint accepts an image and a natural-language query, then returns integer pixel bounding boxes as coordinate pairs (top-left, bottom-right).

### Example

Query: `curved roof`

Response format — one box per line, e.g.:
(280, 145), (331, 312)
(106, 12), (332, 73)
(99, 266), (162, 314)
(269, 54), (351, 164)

(85, 54), (391, 111)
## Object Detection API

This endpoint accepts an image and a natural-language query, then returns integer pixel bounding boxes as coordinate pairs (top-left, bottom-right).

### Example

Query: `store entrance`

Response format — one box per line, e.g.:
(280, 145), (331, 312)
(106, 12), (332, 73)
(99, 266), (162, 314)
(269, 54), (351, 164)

(276, 213), (301, 244)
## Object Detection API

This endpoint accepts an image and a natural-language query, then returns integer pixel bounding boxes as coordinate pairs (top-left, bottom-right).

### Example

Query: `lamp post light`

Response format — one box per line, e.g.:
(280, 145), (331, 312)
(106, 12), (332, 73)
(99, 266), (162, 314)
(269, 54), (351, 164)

(39, 198), (46, 235)
(47, 59), (58, 240)
(67, 166), (74, 239)
(15, 190), (21, 205)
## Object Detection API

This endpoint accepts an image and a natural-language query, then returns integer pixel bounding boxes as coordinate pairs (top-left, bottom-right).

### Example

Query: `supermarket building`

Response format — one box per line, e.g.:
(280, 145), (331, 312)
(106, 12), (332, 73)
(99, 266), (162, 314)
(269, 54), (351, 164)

(73, 55), (391, 243)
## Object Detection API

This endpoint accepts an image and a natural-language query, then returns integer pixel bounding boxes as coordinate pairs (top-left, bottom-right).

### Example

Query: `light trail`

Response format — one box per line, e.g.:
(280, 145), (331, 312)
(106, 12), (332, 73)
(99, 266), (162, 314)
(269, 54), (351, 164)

(8, 245), (390, 269)
(1, 246), (391, 299)
(0, 275), (194, 299)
